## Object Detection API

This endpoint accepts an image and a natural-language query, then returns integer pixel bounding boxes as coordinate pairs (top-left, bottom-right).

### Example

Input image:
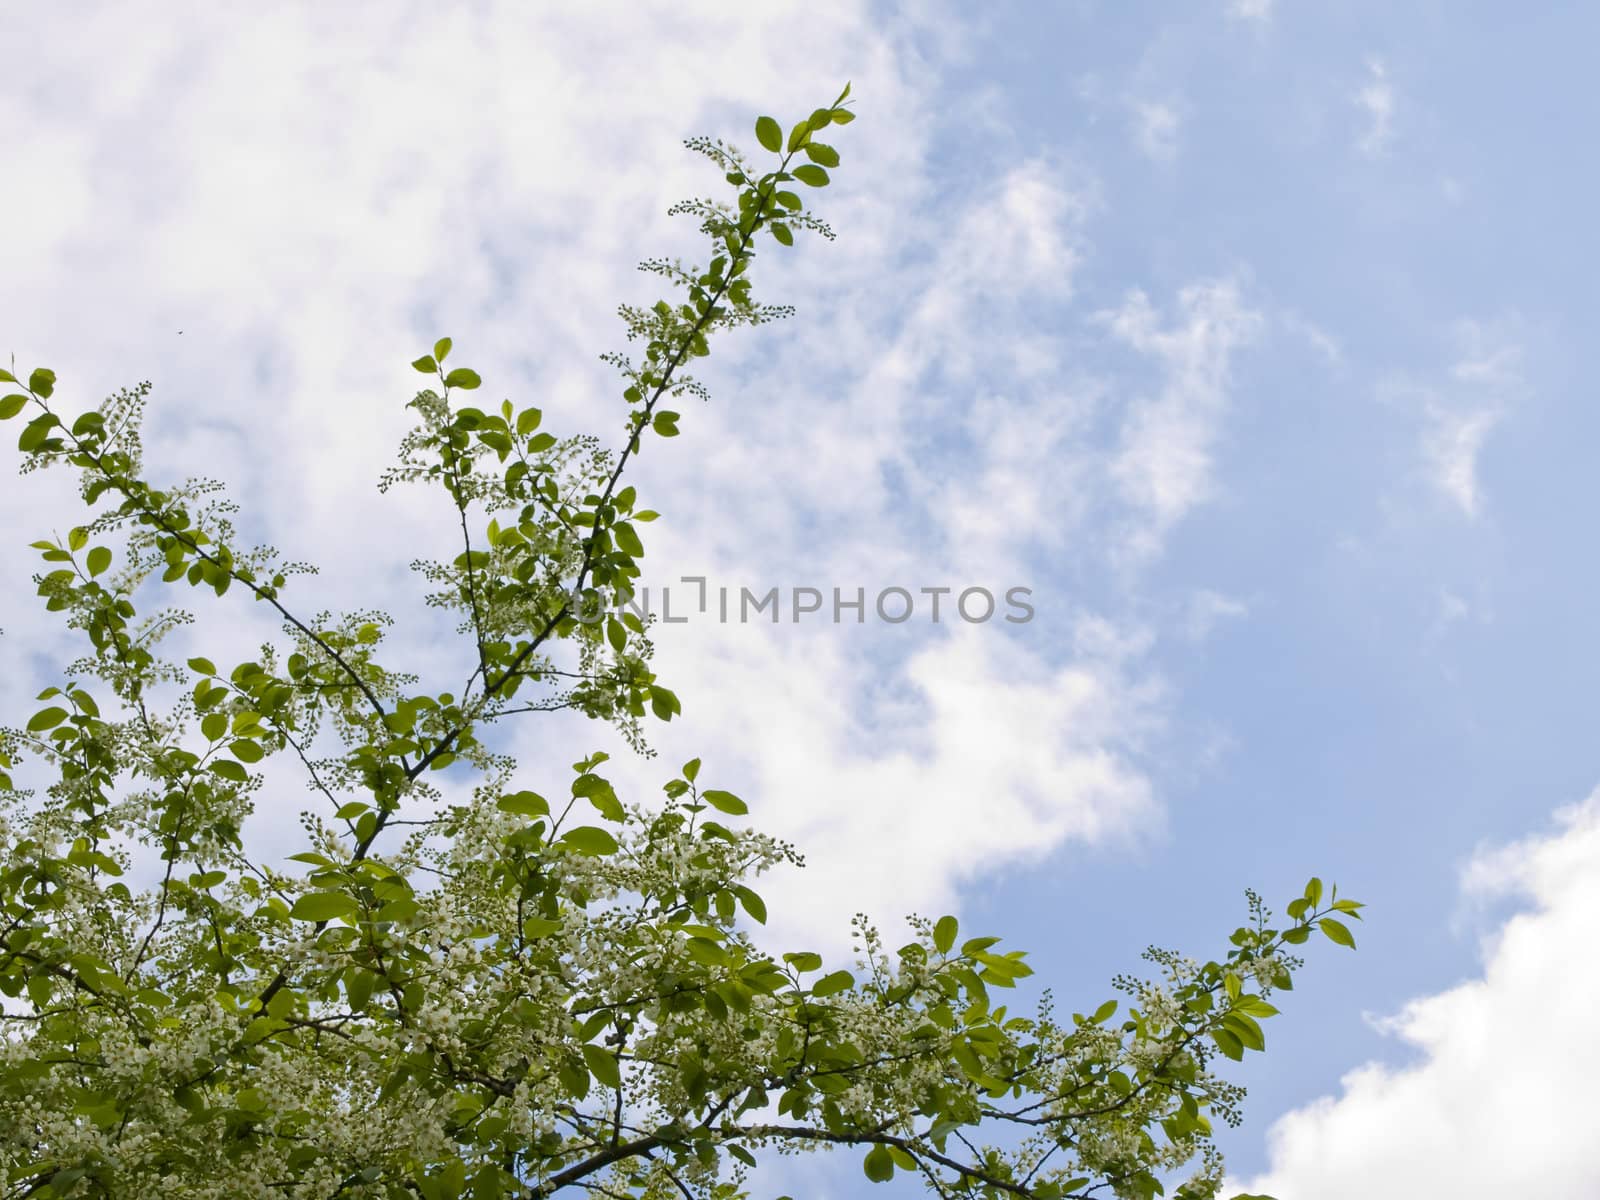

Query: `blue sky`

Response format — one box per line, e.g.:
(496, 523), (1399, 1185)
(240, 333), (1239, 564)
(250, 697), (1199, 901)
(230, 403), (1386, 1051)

(5, 2), (1600, 1195)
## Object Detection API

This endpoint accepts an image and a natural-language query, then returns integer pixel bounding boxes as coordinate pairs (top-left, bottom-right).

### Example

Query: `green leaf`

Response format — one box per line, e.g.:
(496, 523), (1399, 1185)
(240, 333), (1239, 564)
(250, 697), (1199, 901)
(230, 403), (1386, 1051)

(444, 368), (481, 390)
(497, 791), (549, 817)
(862, 1145), (895, 1183)
(18, 414), (58, 452)
(209, 760), (249, 783)
(784, 951), (822, 972)
(559, 1054), (590, 1101)
(606, 615), (626, 654)
(1211, 1026), (1245, 1061)
(803, 142), (840, 167)
(792, 164), (830, 187)
(1303, 876), (1323, 908)
(187, 656), (217, 676)
(1318, 917), (1357, 948)
(433, 337), (452, 363)
(580, 777), (624, 822)
(201, 713), (228, 742)
(582, 1043), (622, 1089)
(755, 115), (783, 152)
(682, 757), (701, 782)
(686, 936), (730, 967)
(770, 222), (794, 246)
(812, 969), (854, 998)
(230, 738), (265, 764)
(652, 411), (680, 437)
(649, 685), (680, 719)
(346, 968), (376, 1013)
(560, 826), (619, 856)
(1233, 996), (1280, 1017)
(86, 546), (111, 577)
(613, 522), (644, 557)
(522, 916), (562, 938)
(733, 885), (767, 924)
(701, 789), (747, 815)
(1224, 1011), (1266, 1052)
(0, 394), (26, 420)
(411, 355), (436, 373)
(289, 892), (359, 922)
(933, 916), (958, 955)
(26, 707), (68, 732)
(27, 367), (55, 398)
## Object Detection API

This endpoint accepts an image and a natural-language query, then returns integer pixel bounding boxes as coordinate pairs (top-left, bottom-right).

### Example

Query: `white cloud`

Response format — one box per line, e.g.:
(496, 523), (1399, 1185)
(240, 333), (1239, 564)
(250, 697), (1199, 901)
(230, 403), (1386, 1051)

(1099, 280), (1263, 562)
(620, 617), (1163, 947)
(1354, 57), (1396, 156)
(1236, 791), (1600, 1198)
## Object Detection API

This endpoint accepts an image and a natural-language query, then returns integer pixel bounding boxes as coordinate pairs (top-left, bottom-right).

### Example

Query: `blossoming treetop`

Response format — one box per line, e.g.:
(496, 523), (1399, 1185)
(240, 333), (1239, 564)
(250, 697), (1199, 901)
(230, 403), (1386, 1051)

(0, 87), (1360, 1200)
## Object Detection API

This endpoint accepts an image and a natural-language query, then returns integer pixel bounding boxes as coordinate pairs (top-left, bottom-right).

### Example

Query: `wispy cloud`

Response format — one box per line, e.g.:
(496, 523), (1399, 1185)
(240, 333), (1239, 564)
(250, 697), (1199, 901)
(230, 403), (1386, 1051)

(1354, 57), (1396, 156)
(1099, 280), (1263, 562)
(1280, 310), (1344, 366)
(1183, 589), (1251, 642)
(1414, 320), (1521, 518)
(1421, 405), (1501, 517)
(1130, 99), (1182, 162)
(1226, 0), (1275, 23)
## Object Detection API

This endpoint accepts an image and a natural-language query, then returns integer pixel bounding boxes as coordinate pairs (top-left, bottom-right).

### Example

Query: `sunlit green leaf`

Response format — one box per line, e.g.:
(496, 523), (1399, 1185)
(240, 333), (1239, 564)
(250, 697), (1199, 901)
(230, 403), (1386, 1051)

(290, 892), (359, 922)
(1319, 917), (1357, 948)
(560, 826), (619, 856)
(26, 707), (68, 732)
